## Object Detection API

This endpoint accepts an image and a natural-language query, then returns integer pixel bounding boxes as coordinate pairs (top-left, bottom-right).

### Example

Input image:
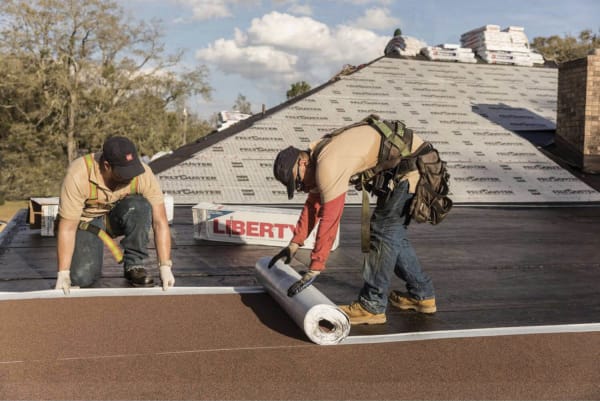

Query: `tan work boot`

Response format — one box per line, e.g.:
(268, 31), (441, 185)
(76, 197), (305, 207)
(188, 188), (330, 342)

(388, 290), (437, 314)
(338, 301), (387, 325)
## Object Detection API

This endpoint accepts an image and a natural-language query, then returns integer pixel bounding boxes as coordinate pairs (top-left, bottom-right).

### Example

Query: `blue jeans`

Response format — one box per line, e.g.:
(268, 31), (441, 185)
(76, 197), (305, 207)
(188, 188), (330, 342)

(358, 180), (435, 314)
(70, 195), (152, 287)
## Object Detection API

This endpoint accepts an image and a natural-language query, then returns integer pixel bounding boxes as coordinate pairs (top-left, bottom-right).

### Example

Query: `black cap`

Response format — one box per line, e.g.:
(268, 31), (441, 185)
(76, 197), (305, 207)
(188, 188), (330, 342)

(102, 136), (145, 181)
(273, 146), (301, 199)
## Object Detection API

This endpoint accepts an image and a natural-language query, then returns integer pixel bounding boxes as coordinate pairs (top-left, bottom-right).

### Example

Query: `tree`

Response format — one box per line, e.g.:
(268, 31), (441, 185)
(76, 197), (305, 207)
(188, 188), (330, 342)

(0, 0), (212, 199)
(286, 81), (311, 99)
(531, 29), (600, 64)
(233, 93), (252, 114)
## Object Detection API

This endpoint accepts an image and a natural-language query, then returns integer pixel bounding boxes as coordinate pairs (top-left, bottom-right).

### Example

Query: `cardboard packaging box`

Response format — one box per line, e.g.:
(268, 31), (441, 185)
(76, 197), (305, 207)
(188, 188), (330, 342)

(192, 202), (340, 250)
(29, 193), (173, 237)
(28, 197), (59, 236)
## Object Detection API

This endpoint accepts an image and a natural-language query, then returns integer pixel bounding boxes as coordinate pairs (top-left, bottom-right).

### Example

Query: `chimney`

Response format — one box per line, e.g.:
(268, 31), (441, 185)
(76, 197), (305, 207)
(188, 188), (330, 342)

(555, 48), (600, 173)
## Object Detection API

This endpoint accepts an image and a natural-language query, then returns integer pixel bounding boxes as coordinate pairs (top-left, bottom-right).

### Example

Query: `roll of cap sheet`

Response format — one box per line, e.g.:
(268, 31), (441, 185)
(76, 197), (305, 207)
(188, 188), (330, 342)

(255, 256), (350, 345)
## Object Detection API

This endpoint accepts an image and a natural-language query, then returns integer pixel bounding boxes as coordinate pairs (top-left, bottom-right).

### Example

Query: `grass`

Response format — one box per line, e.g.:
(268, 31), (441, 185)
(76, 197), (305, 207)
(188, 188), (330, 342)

(0, 200), (28, 232)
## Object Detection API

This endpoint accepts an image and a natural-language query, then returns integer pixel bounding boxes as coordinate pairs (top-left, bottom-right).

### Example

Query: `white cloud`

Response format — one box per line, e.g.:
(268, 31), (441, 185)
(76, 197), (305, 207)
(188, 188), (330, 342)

(246, 12), (332, 51)
(175, 0), (260, 20)
(195, 11), (389, 93)
(350, 7), (400, 31)
(287, 3), (312, 16)
(196, 38), (301, 83)
(343, 0), (392, 5)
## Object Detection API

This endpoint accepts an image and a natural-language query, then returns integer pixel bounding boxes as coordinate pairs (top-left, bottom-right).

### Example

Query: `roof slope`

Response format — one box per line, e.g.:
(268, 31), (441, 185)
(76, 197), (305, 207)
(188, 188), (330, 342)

(153, 56), (600, 205)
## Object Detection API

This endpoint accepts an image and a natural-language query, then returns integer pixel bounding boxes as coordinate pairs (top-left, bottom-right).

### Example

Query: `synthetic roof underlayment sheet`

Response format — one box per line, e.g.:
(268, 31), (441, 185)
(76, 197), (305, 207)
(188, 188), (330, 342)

(255, 257), (350, 345)
(157, 57), (600, 205)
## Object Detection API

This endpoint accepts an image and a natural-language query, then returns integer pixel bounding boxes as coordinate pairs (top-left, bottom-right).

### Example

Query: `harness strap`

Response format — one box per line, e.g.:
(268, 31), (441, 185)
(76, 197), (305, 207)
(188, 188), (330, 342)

(79, 153), (141, 264)
(77, 221), (124, 263)
(82, 153), (138, 210)
(365, 117), (412, 157)
(83, 154), (98, 201)
(360, 180), (371, 253)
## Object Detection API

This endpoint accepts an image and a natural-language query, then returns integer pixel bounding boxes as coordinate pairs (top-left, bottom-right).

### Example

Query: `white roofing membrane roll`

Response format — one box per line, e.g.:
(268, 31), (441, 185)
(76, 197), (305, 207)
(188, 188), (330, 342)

(255, 256), (350, 345)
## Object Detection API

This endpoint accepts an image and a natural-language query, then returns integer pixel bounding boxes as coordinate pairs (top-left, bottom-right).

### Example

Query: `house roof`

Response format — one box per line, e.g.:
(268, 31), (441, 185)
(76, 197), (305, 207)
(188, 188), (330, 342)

(151, 55), (600, 205)
(1, 54), (599, 400)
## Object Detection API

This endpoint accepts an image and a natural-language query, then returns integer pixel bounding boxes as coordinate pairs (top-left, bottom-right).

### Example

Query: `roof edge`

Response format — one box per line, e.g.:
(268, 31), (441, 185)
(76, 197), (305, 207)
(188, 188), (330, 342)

(149, 56), (385, 174)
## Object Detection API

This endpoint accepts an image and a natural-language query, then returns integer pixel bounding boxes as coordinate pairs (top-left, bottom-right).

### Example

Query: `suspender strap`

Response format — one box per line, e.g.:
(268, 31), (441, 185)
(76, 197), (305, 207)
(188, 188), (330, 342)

(78, 221), (124, 263)
(360, 181), (370, 253)
(83, 154), (98, 201)
(130, 176), (138, 194)
(82, 153), (138, 209)
(365, 117), (412, 157)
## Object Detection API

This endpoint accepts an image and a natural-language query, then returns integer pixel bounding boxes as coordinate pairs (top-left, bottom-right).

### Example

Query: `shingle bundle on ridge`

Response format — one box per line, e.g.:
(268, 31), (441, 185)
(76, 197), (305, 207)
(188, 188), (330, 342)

(421, 43), (477, 63)
(460, 25), (545, 67)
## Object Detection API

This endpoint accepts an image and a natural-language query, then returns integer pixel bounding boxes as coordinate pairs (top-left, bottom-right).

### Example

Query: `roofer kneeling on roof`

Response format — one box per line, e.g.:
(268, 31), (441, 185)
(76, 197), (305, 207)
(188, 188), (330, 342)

(269, 115), (437, 325)
(54, 136), (174, 294)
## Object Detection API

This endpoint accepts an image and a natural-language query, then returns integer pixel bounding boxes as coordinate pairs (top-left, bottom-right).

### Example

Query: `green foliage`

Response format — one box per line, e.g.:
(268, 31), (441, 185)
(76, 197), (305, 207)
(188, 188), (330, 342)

(233, 93), (252, 115)
(286, 81), (311, 100)
(531, 29), (600, 64)
(0, 0), (213, 199)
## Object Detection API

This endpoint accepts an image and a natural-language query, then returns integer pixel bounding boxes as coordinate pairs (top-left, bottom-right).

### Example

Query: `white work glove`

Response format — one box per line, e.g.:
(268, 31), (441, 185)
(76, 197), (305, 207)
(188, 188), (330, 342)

(159, 263), (175, 291)
(55, 270), (71, 295)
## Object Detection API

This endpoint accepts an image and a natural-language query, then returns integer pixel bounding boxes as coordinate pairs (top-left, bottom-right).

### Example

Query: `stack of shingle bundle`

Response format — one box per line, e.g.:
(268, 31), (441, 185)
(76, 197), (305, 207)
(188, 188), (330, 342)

(529, 51), (546, 65)
(421, 43), (477, 63)
(384, 35), (427, 57)
(460, 25), (542, 67)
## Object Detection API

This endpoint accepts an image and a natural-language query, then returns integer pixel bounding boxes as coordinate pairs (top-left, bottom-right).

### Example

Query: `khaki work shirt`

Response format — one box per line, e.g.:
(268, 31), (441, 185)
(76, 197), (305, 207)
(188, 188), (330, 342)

(58, 153), (164, 222)
(310, 124), (423, 203)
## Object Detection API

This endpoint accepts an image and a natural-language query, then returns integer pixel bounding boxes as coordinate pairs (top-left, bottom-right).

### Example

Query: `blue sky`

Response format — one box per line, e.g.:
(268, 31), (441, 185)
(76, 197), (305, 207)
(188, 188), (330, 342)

(119, 0), (600, 120)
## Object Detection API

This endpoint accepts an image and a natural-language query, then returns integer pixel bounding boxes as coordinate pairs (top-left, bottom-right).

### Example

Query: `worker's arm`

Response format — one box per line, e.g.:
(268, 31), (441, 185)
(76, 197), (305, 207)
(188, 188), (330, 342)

(57, 218), (79, 271)
(55, 218), (80, 294)
(291, 192), (322, 246)
(286, 193), (345, 297)
(152, 202), (174, 290)
(269, 192), (321, 269)
(305, 192), (345, 271)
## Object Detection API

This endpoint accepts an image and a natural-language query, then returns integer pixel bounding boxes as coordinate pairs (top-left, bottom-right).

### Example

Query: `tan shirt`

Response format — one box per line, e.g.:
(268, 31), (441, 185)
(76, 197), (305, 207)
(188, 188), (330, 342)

(58, 153), (164, 221)
(311, 124), (423, 203)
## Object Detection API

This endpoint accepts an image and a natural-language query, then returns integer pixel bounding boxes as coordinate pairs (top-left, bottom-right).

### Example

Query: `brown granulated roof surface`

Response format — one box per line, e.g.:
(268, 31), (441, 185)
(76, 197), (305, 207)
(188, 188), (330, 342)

(1, 205), (599, 399)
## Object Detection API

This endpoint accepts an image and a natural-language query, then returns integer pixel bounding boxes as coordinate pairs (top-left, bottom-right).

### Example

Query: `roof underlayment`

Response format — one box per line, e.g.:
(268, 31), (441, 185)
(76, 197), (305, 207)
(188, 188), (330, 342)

(154, 56), (600, 205)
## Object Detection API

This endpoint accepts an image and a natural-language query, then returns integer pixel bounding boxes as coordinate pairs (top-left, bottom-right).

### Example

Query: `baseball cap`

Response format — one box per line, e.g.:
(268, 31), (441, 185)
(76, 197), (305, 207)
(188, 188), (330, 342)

(102, 136), (145, 181)
(273, 146), (301, 200)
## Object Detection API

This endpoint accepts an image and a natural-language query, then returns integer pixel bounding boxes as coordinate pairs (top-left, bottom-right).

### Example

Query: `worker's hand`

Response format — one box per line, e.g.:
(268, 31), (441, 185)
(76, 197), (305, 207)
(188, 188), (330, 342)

(159, 264), (175, 291)
(287, 270), (320, 297)
(55, 270), (72, 295)
(268, 243), (300, 268)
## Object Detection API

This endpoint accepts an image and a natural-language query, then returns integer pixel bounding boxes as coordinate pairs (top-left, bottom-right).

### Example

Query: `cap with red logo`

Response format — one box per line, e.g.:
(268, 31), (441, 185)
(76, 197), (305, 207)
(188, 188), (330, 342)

(102, 136), (145, 181)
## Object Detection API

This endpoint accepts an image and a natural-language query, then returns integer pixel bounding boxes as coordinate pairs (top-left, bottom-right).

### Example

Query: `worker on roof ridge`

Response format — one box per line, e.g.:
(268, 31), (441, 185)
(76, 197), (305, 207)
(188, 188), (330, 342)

(269, 116), (437, 325)
(54, 136), (175, 294)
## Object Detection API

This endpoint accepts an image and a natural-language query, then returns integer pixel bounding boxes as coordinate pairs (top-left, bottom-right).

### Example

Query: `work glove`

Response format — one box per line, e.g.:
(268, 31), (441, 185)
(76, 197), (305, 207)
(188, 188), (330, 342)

(268, 242), (300, 268)
(55, 270), (72, 295)
(159, 263), (175, 291)
(287, 270), (320, 297)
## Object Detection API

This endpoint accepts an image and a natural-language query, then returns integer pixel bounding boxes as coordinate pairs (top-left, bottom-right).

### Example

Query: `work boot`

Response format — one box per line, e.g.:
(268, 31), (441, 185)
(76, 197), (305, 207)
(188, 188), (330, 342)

(124, 266), (154, 287)
(388, 290), (436, 314)
(338, 301), (386, 325)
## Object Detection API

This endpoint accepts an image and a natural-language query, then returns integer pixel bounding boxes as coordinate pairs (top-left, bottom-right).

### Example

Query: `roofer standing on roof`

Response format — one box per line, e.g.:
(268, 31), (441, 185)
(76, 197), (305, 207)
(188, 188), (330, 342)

(54, 136), (174, 294)
(269, 119), (436, 325)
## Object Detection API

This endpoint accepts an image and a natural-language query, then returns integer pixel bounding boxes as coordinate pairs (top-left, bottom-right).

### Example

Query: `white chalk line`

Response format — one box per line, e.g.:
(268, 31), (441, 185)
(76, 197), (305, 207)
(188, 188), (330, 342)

(0, 343), (314, 366)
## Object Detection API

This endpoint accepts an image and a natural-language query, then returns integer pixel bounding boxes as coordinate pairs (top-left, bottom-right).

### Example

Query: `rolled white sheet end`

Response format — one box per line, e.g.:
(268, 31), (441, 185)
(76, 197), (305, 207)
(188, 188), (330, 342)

(255, 256), (350, 345)
(304, 304), (350, 345)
